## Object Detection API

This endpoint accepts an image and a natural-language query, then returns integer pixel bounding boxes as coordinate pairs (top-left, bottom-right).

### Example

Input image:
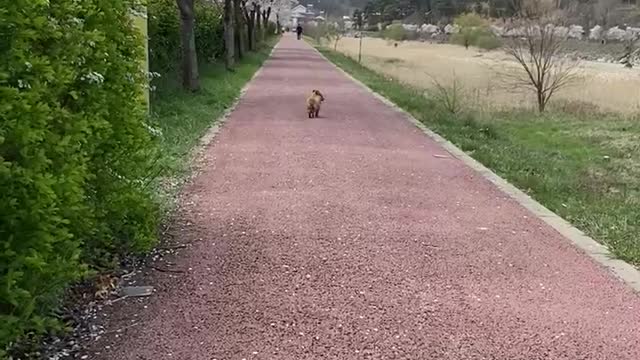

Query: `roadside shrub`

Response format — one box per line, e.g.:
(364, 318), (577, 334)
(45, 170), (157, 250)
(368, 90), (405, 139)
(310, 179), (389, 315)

(306, 23), (333, 44)
(427, 73), (465, 114)
(266, 21), (278, 36)
(474, 34), (502, 50)
(1, 0), (158, 353)
(148, 0), (224, 74)
(450, 13), (501, 50)
(383, 24), (409, 41)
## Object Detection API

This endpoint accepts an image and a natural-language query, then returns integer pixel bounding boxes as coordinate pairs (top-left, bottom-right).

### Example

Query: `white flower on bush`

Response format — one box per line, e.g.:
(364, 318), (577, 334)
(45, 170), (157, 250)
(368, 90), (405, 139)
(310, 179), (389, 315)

(624, 28), (640, 41)
(17, 79), (31, 89)
(420, 24), (439, 34)
(108, 168), (126, 181)
(81, 71), (105, 85)
(606, 26), (626, 41)
(568, 25), (584, 39)
(490, 25), (504, 37)
(143, 122), (163, 137)
(71, 17), (84, 26)
(552, 25), (569, 38)
(402, 24), (418, 32)
(628, 27), (640, 37)
(589, 25), (603, 40)
(72, 56), (86, 66)
(444, 24), (459, 34)
(129, 8), (148, 19)
(141, 83), (158, 92)
(146, 71), (162, 80)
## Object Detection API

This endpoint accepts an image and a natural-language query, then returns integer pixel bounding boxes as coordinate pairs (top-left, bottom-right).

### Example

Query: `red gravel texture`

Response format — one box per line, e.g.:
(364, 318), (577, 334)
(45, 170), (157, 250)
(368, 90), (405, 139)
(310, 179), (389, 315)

(95, 36), (640, 359)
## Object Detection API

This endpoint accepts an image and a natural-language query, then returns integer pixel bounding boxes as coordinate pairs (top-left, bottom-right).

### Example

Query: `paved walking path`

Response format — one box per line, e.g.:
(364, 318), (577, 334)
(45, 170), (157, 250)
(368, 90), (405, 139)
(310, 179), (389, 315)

(96, 36), (640, 359)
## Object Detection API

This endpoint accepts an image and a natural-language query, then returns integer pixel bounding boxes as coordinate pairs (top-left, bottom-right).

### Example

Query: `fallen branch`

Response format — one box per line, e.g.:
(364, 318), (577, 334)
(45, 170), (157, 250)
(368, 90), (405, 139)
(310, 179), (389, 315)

(159, 244), (188, 251)
(151, 266), (185, 274)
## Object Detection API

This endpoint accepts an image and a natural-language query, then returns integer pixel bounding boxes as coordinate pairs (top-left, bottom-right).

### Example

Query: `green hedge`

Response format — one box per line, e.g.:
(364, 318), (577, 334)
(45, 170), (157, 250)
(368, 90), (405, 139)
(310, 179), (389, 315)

(0, 0), (159, 353)
(450, 13), (502, 50)
(148, 0), (224, 74)
(382, 24), (418, 41)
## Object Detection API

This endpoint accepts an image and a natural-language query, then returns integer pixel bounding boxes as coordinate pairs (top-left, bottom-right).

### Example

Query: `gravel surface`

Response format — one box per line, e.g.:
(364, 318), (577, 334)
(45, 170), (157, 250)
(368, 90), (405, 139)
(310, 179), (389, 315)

(88, 35), (640, 360)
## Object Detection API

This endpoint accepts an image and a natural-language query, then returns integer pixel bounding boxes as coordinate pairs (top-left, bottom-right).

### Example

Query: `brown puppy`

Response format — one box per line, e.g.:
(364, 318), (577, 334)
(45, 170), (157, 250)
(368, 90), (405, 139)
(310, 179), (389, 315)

(306, 89), (325, 118)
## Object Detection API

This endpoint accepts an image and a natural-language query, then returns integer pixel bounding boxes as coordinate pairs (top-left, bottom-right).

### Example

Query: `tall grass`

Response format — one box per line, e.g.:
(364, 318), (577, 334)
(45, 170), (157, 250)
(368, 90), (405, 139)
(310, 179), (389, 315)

(317, 46), (640, 266)
(332, 37), (640, 114)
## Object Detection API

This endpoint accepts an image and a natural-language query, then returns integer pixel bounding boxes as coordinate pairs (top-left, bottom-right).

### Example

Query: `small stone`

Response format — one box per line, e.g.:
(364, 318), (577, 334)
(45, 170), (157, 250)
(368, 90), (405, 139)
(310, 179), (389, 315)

(119, 286), (154, 297)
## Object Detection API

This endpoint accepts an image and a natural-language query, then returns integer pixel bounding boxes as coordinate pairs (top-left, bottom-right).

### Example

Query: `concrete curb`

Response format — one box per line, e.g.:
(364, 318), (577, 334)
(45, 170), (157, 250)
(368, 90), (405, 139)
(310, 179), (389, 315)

(309, 43), (640, 293)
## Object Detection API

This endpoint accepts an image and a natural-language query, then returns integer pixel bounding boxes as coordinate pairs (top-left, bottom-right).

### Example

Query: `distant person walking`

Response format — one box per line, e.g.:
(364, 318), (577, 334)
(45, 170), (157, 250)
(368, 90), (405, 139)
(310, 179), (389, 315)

(296, 24), (303, 40)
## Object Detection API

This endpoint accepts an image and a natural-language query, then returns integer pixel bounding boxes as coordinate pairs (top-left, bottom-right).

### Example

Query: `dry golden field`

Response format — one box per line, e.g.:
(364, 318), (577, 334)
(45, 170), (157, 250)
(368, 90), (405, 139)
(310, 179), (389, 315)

(334, 37), (640, 113)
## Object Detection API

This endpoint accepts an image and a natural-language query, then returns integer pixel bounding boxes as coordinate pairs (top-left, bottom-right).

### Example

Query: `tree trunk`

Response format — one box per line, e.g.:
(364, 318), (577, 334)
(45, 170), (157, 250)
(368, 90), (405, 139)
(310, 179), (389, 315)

(177, 0), (199, 91)
(249, 6), (256, 50)
(264, 7), (271, 33)
(242, 1), (255, 51)
(537, 87), (546, 112)
(263, 9), (268, 34)
(255, 4), (262, 43)
(234, 0), (245, 59)
(224, 0), (235, 69)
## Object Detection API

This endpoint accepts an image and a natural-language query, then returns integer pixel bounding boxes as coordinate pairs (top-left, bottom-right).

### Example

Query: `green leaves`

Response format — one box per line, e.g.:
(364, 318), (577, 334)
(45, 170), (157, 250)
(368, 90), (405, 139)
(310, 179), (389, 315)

(451, 13), (501, 50)
(148, 0), (224, 74)
(1, 0), (159, 352)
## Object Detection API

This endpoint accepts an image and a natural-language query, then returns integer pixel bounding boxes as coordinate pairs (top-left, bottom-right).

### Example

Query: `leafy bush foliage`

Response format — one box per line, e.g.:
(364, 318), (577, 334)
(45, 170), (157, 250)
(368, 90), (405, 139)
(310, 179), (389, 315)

(265, 21), (278, 36)
(383, 24), (409, 41)
(451, 13), (501, 50)
(0, 0), (159, 352)
(381, 24), (419, 42)
(148, 0), (224, 74)
(304, 23), (326, 42)
(474, 34), (502, 50)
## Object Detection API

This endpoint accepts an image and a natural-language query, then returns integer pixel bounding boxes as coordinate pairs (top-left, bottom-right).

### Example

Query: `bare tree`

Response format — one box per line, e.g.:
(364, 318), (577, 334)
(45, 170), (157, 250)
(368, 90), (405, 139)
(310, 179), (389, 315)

(176, 0), (199, 91)
(223, 0), (235, 70)
(619, 37), (639, 68)
(255, 2), (262, 42)
(426, 72), (465, 114)
(324, 24), (344, 50)
(503, 20), (579, 112)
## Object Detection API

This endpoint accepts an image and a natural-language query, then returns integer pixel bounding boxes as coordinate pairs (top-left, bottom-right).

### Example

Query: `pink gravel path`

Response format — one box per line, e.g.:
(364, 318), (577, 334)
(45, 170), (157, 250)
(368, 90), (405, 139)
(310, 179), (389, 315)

(95, 35), (640, 360)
